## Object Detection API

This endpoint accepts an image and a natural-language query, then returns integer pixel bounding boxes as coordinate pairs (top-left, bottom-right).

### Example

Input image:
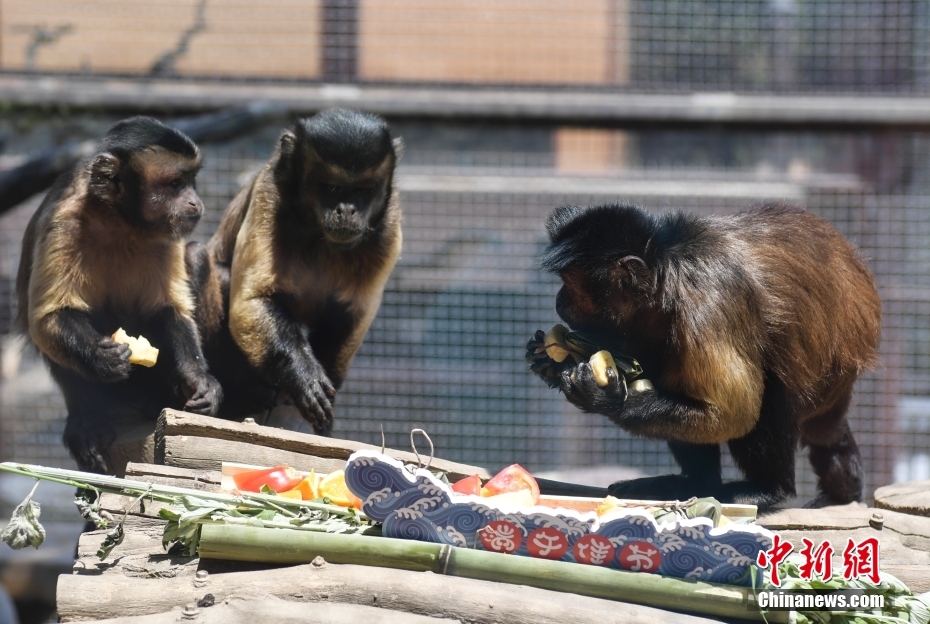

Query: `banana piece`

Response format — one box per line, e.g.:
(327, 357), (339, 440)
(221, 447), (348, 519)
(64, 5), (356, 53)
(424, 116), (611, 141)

(112, 328), (159, 367)
(589, 350), (618, 387)
(543, 324), (572, 363)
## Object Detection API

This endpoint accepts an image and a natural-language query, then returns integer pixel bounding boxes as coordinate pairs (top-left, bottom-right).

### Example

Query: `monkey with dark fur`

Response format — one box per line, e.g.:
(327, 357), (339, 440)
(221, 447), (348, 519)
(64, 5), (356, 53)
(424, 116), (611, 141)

(527, 203), (881, 509)
(16, 116), (222, 474)
(187, 108), (401, 434)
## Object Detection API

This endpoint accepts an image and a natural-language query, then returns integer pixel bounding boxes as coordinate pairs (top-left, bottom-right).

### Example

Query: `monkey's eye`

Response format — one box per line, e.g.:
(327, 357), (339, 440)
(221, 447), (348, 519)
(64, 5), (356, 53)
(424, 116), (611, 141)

(170, 178), (186, 190)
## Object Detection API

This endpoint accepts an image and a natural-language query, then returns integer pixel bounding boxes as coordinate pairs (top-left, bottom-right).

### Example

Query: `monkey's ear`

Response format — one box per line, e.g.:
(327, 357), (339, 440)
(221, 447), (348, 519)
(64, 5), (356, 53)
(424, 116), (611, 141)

(392, 137), (405, 162)
(279, 130), (298, 157)
(615, 255), (652, 293)
(89, 152), (121, 201)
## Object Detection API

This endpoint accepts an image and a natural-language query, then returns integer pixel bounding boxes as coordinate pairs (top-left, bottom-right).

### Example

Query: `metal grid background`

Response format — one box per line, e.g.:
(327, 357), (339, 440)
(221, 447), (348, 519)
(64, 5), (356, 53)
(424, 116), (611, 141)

(0, 0), (928, 519)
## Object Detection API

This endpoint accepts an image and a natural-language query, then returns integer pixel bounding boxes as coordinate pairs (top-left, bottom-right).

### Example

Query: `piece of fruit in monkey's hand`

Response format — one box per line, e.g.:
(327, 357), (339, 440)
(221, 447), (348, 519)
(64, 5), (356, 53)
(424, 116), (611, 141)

(111, 328), (159, 367)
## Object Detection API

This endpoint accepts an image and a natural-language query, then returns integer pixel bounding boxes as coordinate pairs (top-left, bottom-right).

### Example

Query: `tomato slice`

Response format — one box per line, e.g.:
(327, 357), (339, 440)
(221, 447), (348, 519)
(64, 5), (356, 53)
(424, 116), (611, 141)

(483, 464), (540, 503)
(451, 474), (482, 495)
(232, 466), (304, 493)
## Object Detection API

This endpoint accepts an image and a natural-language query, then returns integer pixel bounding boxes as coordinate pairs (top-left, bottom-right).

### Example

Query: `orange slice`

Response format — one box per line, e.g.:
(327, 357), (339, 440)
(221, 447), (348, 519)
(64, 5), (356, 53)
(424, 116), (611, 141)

(276, 490), (303, 500)
(318, 470), (363, 508)
(289, 470), (321, 500)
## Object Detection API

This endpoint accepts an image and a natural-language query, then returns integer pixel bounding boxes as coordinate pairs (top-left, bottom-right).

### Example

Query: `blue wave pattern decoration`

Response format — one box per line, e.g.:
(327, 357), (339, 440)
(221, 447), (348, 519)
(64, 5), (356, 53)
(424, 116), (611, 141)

(345, 451), (772, 586)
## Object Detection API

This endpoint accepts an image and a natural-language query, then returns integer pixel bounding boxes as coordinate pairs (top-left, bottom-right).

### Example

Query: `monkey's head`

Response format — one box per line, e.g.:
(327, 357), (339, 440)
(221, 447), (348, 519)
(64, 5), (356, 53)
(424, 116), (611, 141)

(540, 204), (659, 340)
(88, 116), (203, 237)
(276, 109), (399, 248)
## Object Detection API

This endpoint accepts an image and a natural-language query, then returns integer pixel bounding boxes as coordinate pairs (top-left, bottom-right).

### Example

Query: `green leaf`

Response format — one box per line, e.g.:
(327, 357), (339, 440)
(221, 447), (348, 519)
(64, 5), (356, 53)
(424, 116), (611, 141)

(1, 485), (46, 550)
(260, 485), (275, 495)
(74, 490), (109, 529)
(97, 522), (124, 560)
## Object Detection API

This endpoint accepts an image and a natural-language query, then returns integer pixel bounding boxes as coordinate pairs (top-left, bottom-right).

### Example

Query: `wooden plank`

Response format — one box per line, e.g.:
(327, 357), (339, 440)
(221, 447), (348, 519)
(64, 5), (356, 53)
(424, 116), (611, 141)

(156, 409), (491, 480)
(759, 504), (930, 552)
(2, 74), (930, 127)
(124, 462), (222, 487)
(57, 560), (723, 624)
(79, 596), (461, 624)
(160, 435), (351, 474)
(874, 480), (930, 518)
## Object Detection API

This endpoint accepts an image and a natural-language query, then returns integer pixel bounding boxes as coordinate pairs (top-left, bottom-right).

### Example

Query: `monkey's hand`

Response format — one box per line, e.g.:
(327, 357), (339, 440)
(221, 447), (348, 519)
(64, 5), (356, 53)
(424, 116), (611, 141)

(92, 337), (133, 383)
(526, 330), (569, 389)
(183, 373), (223, 416)
(560, 361), (626, 414)
(292, 366), (337, 434)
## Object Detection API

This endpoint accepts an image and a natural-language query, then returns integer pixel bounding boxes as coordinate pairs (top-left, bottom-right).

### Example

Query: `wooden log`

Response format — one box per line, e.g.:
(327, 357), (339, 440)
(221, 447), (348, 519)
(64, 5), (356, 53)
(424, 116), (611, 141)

(79, 595), (462, 624)
(159, 435), (348, 474)
(57, 560), (723, 624)
(124, 462), (222, 489)
(156, 409), (490, 480)
(760, 503), (930, 552)
(874, 480), (930, 518)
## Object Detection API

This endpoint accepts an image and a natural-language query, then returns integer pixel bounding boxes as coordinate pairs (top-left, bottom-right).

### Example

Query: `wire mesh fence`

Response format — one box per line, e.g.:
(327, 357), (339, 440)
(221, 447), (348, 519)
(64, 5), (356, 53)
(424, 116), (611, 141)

(0, 0), (928, 91)
(0, 0), (929, 520)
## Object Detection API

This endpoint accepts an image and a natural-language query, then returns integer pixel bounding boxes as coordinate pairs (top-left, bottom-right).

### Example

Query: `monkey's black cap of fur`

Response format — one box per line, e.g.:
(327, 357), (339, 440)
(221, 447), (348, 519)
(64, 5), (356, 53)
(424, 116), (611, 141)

(539, 203), (657, 277)
(100, 116), (200, 160)
(297, 108), (394, 173)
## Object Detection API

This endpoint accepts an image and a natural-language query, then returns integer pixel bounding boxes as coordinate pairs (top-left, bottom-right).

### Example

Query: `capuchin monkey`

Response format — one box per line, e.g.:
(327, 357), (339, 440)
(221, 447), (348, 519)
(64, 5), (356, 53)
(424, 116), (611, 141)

(187, 108), (402, 435)
(527, 203), (881, 509)
(16, 117), (222, 474)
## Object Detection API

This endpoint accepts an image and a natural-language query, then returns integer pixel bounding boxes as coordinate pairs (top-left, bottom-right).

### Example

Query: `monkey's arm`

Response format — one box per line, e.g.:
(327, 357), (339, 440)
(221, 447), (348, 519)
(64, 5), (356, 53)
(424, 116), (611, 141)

(30, 309), (131, 382)
(231, 293), (336, 430)
(227, 211), (335, 429)
(560, 343), (763, 445)
(148, 306), (222, 415)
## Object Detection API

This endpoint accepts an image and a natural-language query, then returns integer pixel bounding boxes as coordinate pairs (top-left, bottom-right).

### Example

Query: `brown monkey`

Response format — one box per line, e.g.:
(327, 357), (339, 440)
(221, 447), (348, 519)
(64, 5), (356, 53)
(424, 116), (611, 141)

(16, 116), (222, 473)
(187, 108), (401, 434)
(526, 203), (881, 509)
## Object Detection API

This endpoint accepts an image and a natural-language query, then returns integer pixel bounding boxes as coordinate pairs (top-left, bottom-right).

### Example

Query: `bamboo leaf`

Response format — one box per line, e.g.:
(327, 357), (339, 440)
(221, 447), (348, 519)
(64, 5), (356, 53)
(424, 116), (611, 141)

(1, 482), (45, 550)
(96, 522), (124, 559)
(74, 490), (109, 529)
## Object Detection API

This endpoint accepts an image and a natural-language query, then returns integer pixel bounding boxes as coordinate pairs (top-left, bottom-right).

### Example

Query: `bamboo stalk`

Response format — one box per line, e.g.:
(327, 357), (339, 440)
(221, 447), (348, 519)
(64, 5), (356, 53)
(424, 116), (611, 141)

(0, 462), (361, 519)
(198, 524), (786, 623)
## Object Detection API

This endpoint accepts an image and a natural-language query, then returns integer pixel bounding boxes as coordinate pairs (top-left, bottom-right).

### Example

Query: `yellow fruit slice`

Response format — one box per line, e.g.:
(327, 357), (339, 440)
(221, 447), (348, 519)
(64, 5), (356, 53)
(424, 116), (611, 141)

(544, 324), (572, 362)
(290, 469), (320, 500)
(596, 495), (621, 517)
(589, 350), (618, 387)
(481, 489), (536, 508)
(318, 470), (363, 508)
(112, 328), (159, 367)
(277, 490), (303, 500)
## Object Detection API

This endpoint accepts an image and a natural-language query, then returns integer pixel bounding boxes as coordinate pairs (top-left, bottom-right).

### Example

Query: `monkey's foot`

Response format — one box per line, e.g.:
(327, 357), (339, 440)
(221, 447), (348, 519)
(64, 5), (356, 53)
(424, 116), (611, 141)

(801, 490), (860, 509)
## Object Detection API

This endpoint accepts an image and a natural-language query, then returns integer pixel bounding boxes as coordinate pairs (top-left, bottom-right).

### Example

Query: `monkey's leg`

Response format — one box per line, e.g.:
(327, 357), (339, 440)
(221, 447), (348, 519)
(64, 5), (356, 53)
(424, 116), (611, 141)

(722, 381), (798, 509)
(800, 388), (864, 508)
(52, 366), (118, 474)
(147, 306), (222, 416)
(608, 441), (722, 501)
